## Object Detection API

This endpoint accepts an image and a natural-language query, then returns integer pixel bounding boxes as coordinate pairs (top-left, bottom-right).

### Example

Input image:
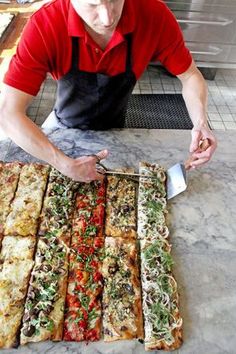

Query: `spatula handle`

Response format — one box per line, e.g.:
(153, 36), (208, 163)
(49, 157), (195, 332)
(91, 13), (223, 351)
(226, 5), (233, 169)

(185, 138), (211, 170)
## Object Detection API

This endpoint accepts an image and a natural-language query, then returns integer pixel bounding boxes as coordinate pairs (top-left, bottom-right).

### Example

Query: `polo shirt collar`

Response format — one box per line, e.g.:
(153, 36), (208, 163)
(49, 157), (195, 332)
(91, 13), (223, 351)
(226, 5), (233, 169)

(67, 0), (135, 38)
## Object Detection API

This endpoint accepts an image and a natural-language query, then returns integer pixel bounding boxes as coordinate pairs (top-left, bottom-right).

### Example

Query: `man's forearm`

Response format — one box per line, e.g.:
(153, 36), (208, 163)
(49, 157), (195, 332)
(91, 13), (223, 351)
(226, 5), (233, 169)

(0, 84), (109, 181)
(181, 66), (209, 129)
(1, 110), (71, 171)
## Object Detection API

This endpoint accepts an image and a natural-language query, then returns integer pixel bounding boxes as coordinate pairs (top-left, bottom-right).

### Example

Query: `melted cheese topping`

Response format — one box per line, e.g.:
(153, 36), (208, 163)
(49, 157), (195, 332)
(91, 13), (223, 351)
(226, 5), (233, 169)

(0, 162), (21, 226)
(1, 236), (35, 261)
(4, 164), (49, 236)
(0, 306), (24, 348)
(0, 260), (34, 285)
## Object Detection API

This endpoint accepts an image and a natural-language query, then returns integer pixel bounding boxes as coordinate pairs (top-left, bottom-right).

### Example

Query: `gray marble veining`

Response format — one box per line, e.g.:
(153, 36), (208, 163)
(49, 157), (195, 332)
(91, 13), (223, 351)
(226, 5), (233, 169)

(0, 138), (11, 162)
(1, 128), (235, 354)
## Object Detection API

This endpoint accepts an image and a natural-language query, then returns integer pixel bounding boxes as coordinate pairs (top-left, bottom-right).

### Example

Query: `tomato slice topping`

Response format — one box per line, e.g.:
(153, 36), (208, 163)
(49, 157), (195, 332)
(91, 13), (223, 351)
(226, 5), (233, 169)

(86, 328), (100, 341)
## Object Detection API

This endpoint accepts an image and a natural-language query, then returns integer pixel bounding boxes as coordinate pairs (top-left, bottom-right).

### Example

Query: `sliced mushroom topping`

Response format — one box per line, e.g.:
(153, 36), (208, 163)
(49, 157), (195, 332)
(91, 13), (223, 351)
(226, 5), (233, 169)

(120, 325), (128, 331)
(108, 263), (119, 275)
(22, 312), (30, 323)
(28, 286), (38, 300)
(39, 264), (52, 272)
(122, 283), (134, 295)
(40, 317), (50, 328)
(54, 267), (66, 275)
(43, 304), (53, 314)
(23, 324), (36, 337)
(103, 327), (113, 336)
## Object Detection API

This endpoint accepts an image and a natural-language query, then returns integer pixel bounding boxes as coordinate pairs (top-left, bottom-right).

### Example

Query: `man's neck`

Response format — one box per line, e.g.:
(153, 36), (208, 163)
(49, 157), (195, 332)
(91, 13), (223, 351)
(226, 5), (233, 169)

(84, 24), (114, 51)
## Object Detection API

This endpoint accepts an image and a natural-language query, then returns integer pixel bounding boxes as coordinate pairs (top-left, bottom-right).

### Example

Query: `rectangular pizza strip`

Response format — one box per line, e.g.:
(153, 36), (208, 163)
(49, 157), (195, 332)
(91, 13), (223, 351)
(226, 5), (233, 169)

(20, 235), (70, 344)
(38, 168), (76, 244)
(4, 163), (49, 237)
(102, 237), (143, 341)
(64, 269), (103, 342)
(137, 162), (183, 351)
(105, 169), (137, 238)
(0, 235), (36, 348)
(0, 162), (22, 246)
(0, 257), (34, 348)
(64, 181), (106, 342)
(138, 162), (168, 240)
(20, 169), (76, 344)
(140, 239), (183, 351)
(72, 181), (106, 241)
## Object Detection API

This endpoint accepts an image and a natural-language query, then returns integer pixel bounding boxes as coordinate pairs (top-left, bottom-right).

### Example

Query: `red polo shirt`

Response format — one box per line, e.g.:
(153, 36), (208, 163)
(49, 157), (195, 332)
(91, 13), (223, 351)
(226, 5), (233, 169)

(4, 0), (192, 96)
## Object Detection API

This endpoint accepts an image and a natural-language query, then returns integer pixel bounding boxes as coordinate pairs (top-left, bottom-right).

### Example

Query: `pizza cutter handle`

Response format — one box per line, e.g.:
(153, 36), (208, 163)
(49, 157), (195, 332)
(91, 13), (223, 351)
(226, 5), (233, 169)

(185, 138), (211, 170)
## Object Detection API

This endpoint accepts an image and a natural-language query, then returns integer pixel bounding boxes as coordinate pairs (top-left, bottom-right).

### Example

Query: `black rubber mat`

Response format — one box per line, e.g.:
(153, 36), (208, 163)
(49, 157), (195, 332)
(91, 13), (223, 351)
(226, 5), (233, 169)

(125, 94), (193, 129)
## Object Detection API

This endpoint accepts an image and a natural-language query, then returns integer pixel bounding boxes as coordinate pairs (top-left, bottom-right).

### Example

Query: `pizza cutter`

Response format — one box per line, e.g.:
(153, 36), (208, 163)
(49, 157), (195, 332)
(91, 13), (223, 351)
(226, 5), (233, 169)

(94, 139), (210, 200)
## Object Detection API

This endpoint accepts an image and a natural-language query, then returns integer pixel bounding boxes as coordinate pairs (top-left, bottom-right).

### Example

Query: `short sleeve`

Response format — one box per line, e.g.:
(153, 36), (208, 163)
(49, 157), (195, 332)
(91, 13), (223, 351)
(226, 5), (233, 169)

(151, 3), (192, 76)
(3, 17), (50, 96)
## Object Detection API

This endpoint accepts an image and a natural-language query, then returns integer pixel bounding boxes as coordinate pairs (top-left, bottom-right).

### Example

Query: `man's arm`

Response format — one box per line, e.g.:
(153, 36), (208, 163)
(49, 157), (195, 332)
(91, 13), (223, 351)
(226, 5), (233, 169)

(0, 84), (108, 181)
(177, 60), (217, 168)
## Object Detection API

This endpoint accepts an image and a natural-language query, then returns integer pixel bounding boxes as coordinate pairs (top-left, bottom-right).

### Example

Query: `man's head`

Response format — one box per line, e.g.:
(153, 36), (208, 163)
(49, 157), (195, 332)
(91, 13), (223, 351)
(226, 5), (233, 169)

(71, 0), (125, 35)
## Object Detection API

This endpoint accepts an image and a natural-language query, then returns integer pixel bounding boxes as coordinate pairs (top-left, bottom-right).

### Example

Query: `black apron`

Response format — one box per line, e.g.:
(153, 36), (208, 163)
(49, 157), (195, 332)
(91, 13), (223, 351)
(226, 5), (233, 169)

(54, 34), (136, 130)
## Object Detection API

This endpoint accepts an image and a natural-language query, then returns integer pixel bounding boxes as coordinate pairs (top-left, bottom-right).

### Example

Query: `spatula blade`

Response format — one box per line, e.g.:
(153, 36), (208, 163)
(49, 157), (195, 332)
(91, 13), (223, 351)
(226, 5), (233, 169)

(167, 163), (187, 200)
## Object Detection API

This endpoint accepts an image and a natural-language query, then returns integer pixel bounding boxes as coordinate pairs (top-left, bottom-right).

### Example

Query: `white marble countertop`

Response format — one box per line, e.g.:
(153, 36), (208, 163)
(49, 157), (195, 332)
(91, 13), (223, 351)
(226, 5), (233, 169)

(0, 129), (235, 354)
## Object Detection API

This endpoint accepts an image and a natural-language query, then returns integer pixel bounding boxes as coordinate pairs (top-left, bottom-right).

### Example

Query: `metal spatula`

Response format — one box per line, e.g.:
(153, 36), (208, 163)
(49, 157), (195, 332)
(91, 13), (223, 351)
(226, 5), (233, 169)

(166, 138), (210, 199)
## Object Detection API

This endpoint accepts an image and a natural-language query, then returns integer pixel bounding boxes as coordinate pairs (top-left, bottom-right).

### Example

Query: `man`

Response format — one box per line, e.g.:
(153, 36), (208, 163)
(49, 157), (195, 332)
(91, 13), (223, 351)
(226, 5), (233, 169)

(0, 0), (217, 182)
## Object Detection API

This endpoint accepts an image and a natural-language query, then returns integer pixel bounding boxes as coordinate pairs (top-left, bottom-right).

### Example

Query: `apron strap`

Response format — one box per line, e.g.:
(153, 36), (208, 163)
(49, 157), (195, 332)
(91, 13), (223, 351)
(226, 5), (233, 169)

(71, 37), (79, 71)
(125, 33), (132, 72)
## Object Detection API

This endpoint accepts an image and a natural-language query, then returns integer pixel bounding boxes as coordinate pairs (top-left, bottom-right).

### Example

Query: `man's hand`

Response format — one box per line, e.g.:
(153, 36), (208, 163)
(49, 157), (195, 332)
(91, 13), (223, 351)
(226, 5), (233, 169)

(59, 149), (109, 182)
(188, 125), (217, 169)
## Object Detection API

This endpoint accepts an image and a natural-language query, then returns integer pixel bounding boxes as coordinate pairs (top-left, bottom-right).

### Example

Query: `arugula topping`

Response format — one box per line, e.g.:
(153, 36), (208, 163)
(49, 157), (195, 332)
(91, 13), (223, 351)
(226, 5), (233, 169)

(84, 225), (97, 237)
(146, 200), (163, 213)
(52, 184), (65, 195)
(31, 316), (54, 333)
(79, 293), (90, 310)
(143, 241), (174, 272)
(88, 308), (99, 323)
